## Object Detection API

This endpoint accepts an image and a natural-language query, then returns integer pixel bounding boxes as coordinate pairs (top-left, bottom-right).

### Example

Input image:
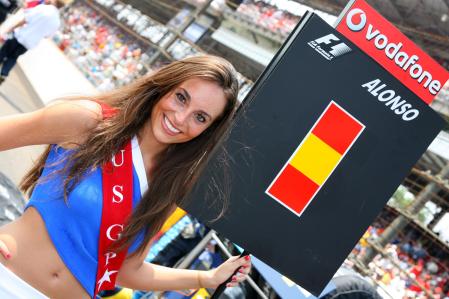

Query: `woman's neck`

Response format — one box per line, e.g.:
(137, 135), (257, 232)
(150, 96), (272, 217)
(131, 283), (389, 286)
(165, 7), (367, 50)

(136, 123), (167, 178)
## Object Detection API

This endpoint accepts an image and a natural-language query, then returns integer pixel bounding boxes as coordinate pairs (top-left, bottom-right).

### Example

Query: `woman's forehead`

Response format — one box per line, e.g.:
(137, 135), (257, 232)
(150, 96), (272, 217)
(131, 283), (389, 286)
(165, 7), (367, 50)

(178, 77), (219, 92)
(177, 78), (227, 118)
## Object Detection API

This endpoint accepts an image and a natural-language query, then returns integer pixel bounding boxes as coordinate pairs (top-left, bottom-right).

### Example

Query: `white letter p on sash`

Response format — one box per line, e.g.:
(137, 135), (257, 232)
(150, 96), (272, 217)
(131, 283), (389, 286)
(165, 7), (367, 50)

(104, 252), (117, 266)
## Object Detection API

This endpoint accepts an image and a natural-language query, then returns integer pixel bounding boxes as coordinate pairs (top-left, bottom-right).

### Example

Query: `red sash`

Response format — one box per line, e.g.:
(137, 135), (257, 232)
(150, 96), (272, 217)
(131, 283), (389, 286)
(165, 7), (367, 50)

(93, 102), (133, 298)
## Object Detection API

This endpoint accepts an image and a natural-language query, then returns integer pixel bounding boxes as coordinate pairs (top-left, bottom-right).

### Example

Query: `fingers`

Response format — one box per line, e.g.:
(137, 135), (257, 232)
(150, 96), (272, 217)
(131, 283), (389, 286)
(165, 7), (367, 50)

(227, 255), (240, 263)
(0, 241), (11, 260)
(226, 272), (247, 287)
(226, 255), (252, 288)
(238, 255), (251, 272)
(228, 255), (250, 266)
(237, 265), (250, 275)
(227, 255), (251, 273)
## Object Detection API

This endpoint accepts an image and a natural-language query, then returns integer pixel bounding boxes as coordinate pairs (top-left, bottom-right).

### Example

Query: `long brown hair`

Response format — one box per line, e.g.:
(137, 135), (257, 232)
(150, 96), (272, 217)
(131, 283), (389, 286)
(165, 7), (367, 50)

(19, 55), (239, 256)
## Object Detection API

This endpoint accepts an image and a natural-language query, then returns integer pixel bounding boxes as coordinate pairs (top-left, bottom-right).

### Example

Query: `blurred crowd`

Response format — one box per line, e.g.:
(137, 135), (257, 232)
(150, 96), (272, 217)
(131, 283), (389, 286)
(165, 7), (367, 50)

(52, 0), (254, 100)
(353, 226), (449, 299)
(236, 0), (299, 36)
(53, 2), (154, 90)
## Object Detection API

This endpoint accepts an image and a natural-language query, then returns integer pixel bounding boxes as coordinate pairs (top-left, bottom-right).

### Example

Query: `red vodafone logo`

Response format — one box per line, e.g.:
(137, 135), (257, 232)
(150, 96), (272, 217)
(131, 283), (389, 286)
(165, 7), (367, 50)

(346, 7), (440, 95)
(337, 0), (449, 104)
(346, 8), (366, 32)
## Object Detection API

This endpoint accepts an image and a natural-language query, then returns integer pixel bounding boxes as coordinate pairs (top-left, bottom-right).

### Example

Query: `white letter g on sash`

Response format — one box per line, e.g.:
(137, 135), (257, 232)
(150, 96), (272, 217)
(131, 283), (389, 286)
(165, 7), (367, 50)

(106, 224), (123, 241)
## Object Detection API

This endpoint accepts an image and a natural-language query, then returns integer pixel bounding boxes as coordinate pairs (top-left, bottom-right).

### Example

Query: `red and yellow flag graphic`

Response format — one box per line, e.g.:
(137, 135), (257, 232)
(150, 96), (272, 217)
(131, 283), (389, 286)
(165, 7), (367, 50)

(266, 101), (365, 217)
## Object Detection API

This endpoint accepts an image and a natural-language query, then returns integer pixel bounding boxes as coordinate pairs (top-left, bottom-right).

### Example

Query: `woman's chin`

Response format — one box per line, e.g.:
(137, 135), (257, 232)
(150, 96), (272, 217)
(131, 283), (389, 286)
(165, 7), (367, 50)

(153, 131), (176, 146)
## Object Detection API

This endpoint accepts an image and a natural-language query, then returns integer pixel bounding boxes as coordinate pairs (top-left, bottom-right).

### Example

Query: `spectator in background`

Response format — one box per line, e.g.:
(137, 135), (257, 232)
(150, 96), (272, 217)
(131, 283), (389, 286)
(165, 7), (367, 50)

(0, 0), (17, 24)
(0, 0), (64, 85)
(151, 216), (208, 268)
(320, 275), (383, 299)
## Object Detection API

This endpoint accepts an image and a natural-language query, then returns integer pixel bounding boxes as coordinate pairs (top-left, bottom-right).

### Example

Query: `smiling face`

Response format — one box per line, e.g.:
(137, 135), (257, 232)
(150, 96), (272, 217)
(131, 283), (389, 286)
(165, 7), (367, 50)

(149, 77), (227, 147)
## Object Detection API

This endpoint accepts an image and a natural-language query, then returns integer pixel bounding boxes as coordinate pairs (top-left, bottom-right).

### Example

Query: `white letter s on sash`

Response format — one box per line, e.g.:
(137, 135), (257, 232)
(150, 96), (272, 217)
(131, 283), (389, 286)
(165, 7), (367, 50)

(112, 185), (124, 203)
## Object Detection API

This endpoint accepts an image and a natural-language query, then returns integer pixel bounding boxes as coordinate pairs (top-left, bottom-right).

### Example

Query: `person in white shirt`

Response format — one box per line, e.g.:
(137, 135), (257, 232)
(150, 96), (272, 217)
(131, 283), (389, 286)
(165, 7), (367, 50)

(0, 0), (63, 84)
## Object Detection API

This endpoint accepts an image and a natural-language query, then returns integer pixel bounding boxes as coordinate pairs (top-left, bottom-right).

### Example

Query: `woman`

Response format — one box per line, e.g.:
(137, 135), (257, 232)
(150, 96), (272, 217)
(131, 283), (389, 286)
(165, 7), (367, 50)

(0, 55), (251, 298)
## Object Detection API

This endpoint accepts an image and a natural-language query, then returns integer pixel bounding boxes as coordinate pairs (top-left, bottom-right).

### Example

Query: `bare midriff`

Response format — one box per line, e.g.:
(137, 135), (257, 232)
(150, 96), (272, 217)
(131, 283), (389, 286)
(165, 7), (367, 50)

(0, 207), (90, 299)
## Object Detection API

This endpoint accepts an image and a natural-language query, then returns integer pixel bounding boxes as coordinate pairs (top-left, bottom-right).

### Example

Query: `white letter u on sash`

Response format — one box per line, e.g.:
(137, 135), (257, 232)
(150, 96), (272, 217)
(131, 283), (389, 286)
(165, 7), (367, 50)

(111, 150), (125, 167)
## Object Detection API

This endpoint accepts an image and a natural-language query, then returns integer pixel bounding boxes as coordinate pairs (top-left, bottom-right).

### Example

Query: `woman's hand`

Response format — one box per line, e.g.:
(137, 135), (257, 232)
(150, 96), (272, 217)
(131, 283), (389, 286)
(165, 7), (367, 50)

(0, 239), (11, 259)
(204, 255), (252, 288)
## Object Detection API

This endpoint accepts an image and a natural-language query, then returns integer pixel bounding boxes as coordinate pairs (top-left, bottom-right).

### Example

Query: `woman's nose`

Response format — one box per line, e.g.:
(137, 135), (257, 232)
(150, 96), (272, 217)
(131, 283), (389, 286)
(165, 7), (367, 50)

(173, 111), (189, 126)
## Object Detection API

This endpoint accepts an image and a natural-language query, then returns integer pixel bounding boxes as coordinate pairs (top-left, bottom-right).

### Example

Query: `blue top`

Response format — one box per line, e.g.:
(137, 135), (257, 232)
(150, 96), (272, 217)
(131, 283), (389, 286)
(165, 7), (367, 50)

(25, 136), (148, 297)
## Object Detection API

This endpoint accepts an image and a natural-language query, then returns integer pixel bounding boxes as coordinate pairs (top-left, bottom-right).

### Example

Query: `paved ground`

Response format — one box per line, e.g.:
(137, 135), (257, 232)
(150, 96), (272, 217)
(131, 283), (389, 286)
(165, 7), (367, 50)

(0, 66), (46, 193)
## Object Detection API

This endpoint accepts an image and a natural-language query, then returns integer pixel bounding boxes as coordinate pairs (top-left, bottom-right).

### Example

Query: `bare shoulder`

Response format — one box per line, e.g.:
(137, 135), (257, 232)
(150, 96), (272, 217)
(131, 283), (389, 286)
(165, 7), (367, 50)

(42, 99), (104, 147)
(44, 100), (103, 146)
(46, 99), (103, 128)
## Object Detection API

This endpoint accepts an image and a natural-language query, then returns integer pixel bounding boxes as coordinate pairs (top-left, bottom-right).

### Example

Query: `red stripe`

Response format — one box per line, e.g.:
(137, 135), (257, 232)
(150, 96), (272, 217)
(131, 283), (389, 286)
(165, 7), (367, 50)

(95, 142), (132, 298)
(93, 100), (118, 119)
(268, 164), (319, 214)
(312, 103), (363, 154)
(336, 0), (449, 104)
(94, 102), (131, 298)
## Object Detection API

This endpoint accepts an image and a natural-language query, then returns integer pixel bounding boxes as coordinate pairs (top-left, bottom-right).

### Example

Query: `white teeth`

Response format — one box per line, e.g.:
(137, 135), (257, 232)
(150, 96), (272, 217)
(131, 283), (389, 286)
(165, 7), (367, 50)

(164, 116), (181, 134)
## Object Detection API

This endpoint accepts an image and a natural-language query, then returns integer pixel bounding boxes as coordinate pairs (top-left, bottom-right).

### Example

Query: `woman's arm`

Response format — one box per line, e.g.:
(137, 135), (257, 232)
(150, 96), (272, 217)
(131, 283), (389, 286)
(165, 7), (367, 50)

(117, 254), (251, 291)
(0, 239), (11, 259)
(0, 99), (102, 151)
(117, 240), (251, 291)
(0, 10), (26, 42)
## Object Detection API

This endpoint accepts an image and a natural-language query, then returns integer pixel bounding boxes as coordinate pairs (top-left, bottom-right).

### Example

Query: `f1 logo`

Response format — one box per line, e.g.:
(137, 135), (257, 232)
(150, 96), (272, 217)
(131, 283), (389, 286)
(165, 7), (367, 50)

(308, 34), (352, 60)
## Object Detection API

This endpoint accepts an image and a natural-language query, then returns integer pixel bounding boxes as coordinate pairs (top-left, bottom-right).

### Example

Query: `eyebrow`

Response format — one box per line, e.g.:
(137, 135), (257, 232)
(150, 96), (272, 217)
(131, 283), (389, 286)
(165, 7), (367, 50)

(180, 87), (212, 120)
(180, 87), (191, 101)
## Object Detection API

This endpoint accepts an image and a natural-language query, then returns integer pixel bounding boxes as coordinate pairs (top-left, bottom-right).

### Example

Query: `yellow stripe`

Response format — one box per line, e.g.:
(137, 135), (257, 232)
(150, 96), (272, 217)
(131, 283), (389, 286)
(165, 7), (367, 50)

(192, 288), (210, 298)
(290, 133), (342, 185)
(160, 208), (187, 233)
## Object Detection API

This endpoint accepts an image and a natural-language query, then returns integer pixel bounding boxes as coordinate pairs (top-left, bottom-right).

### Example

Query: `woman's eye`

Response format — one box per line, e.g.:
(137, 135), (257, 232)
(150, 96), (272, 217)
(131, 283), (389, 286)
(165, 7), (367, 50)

(176, 93), (186, 103)
(196, 113), (206, 123)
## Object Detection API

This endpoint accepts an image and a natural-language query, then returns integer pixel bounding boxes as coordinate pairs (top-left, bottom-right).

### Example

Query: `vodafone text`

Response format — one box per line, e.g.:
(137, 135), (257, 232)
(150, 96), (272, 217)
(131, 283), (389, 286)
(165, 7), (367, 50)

(346, 9), (442, 95)
(362, 78), (419, 121)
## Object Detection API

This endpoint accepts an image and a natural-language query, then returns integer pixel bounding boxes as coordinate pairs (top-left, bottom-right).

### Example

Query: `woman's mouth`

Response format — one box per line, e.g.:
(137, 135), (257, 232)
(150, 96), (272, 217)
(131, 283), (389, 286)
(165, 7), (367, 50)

(162, 114), (181, 135)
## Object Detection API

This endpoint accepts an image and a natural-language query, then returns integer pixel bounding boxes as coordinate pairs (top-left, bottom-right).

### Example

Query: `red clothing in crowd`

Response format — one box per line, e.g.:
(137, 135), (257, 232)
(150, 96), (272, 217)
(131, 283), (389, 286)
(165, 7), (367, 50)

(26, 0), (44, 8)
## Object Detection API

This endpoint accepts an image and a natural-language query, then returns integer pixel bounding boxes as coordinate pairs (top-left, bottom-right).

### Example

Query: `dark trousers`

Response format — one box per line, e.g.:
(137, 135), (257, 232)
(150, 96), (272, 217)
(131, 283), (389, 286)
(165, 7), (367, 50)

(0, 37), (27, 77)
